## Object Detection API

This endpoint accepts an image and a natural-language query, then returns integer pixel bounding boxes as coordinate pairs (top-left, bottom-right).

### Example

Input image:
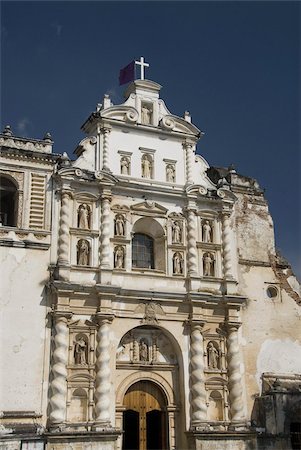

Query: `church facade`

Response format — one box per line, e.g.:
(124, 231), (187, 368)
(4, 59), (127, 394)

(1, 78), (301, 450)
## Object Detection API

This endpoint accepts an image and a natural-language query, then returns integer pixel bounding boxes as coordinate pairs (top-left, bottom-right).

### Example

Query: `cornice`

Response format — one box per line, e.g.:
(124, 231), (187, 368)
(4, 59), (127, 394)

(0, 146), (59, 164)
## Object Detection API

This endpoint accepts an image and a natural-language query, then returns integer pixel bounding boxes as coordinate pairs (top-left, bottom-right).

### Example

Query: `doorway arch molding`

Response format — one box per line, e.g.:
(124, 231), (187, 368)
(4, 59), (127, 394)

(116, 371), (176, 408)
(116, 373), (178, 450)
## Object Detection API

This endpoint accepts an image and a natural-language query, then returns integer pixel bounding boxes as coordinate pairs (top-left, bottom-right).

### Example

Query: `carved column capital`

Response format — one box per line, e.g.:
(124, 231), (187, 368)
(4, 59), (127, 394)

(100, 125), (112, 135)
(93, 313), (114, 326)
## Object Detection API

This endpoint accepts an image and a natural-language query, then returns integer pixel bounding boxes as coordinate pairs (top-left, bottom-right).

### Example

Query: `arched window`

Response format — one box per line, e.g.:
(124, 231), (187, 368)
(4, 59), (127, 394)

(132, 233), (154, 269)
(0, 176), (18, 227)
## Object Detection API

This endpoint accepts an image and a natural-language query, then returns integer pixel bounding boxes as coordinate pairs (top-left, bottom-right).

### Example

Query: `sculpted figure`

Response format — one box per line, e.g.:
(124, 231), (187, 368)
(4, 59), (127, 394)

(74, 337), (87, 365)
(203, 220), (212, 243)
(142, 155), (152, 179)
(139, 340), (148, 361)
(121, 157), (130, 175)
(172, 221), (182, 243)
(173, 252), (183, 275)
(115, 214), (125, 236)
(207, 342), (219, 369)
(114, 245), (124, 269)
(203, 252), (214, 276)
(141, 105), (152, 125)
(78, 204), (90, 229)
(77, 239), (90, 266)
(166, 164), (175, 183)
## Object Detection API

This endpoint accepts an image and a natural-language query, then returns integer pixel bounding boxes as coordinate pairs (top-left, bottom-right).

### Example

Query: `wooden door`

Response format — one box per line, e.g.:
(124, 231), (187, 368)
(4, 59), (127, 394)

(123, 381), (168, 450)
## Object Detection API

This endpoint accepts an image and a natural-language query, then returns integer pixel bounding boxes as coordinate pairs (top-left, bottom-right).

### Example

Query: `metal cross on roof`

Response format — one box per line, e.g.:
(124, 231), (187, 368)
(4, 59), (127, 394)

(135, 57), (149, 81)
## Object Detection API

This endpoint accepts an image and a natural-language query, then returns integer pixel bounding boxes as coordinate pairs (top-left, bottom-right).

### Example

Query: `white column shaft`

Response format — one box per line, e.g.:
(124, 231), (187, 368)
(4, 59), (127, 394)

(190, 324), (207, 424)
(57, 192), (71, 264)
(94, 320), (111, 424)
(49, 315), (69, 425)
(227, 325), (244, 421)
(100, 196), (111, 268)
(222, 213), (233, 278)
(187, 210), (198, 276)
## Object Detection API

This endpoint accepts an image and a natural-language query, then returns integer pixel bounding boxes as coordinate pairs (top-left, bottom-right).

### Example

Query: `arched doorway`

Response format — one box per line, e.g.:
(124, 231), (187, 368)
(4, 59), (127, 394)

(122, 381), (168, 450)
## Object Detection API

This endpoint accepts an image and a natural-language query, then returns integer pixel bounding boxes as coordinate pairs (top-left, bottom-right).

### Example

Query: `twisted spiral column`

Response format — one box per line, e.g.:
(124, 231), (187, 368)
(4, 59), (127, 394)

(57, 191), (71, 264)
(100, 195), (111, 268)
(190, 323), (207, 425)
(49, 313), (71, 426)
(183, 142), (193, 184)
(226, 324), (244, 422)
(222, 212), (233, 279)
(187, 210), (198, 276)
(101, 127), (111, 171)
(94, 317), (112, 425)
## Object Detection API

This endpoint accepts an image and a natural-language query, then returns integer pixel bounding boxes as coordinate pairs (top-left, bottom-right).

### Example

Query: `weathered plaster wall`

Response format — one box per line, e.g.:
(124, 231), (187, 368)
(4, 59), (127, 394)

(0, 246), (50, 413)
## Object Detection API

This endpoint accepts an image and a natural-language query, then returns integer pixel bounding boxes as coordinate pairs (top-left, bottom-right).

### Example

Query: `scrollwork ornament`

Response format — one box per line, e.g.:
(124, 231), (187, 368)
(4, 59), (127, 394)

(161, 116), (175, 130)
(198, 186), (207, 196)
(75, 169), (83, 177)
(125, 109), (139, 123)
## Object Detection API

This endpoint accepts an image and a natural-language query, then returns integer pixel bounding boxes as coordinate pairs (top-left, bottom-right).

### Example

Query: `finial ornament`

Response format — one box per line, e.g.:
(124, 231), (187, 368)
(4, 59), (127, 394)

(135, 56), (149, 80)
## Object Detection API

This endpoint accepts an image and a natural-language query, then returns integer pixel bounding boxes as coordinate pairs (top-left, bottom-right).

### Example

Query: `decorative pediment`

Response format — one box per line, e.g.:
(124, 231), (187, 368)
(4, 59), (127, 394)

(159, 114), (201, 137)
(131, 200), (168, 217)
(168, 212), (184, 220)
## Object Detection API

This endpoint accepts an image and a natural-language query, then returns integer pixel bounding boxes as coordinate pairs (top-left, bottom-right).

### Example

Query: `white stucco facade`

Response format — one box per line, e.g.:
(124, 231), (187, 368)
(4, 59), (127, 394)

(0, 79), (300, 450)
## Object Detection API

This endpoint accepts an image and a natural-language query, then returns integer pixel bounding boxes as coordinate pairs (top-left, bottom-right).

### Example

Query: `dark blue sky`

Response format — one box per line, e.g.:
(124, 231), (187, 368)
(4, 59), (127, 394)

(2, 1), (300, 278)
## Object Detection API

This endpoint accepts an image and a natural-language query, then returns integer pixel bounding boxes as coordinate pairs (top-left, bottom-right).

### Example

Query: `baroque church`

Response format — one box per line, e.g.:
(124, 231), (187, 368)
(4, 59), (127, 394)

(1, 65), (301, 450)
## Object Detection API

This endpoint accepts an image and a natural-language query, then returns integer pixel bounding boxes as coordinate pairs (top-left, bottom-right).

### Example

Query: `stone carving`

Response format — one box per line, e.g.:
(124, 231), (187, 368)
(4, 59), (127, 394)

(94, 318), (112, 425)
(78, 204), (90, 229)
(166, 164), (175, 183)
(207, 342), (219, 369)
(100, 196), (111, 268)
(202, 220), (212, 243)
(190, 324), (207, 424)
(58, 191), (71, 266)
(173, 252), (183, 275)
(144, 302), (158, 324)
(101, 127), (111, 171)
(114, 214), (125, 236)
(141, 104), (152, 125)
(187, 210), (198, 275)
(74, 336), (87, 365)
(172, 221), (182, 243)
(77, 239), (90, 266)
(114, 245), (124, 269)
(139, 339), (149, 362)
(226, 324), (244, 421)
(222, 213), (232, 278)
(141, 154), (152, 179)
(49, 314), (70, 425)
(120, 156), (130, 175)
(203, 252), (214, 277)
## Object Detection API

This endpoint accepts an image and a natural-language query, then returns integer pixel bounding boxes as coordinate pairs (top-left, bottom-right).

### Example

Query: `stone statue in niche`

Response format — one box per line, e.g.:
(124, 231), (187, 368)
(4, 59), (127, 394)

(77, 239), (90, 266)
(142, 154), (152, 179)
(78, 204), (90, 229)
(172, 220), (182, 243)
(203, 220), (212, 243)
(166, 164), (175, 183)
(139, 339), (148, 362)
(207, 342), (219, 369)
(120, 157), (130, 175)
(114, 245), (124, 269)
(115, 214), (125, 236)
(141, 104), (152, 125)
(203, 252), (214, 276)
(173, 252), (183, 275)
(74, 336), (87, 365)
